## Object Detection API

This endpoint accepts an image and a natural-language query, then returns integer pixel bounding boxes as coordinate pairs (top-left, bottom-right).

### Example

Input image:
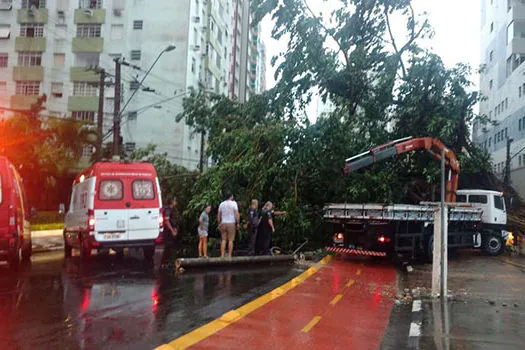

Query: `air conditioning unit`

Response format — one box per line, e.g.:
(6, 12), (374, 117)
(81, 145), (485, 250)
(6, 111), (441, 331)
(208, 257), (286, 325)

(113, 8), (122, 16)
(0, 0), (12, 11)
(192, 45), (201, 51)
(57, 10), (65, 15)
(28, 6), (35, 16)
(192, 16), (200, 23)
(201, 26), (208, 31)
(84, 9), (93, 16)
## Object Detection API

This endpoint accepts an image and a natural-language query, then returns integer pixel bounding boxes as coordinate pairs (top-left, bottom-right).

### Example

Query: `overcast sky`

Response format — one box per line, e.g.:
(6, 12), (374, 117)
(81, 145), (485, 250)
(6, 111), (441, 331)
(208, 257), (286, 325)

(261, 0), (481, 92)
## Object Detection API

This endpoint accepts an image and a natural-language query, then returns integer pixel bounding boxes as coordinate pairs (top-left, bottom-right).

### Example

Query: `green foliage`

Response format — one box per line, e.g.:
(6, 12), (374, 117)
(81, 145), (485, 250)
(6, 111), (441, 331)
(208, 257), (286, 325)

(175, 0), (491, 250)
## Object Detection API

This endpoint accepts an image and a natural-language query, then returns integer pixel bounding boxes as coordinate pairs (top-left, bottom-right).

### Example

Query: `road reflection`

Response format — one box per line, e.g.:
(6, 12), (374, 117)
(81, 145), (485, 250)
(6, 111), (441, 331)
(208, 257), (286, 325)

(0, 252), (302, 349)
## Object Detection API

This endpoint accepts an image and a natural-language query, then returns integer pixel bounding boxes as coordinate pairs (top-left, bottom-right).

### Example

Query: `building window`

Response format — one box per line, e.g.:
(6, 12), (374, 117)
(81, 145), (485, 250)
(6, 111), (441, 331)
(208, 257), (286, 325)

(520, 155), (523, 167)
(490, 50), (494, 62)
(0, 53), (7, 68)
(76, 24), (101, 38)
(51, 82), (63, 98)
(130, 50), (141, 60)
(520, 119), (522, 131)
(21, 0), (46, 8)
(505, 98), (509, 109)
(73, 82), (98, 96)
(133, 20), (143, 30)
(79, 0), (102, 9)
(72, 111), (95, 122)
(54, 53), (65, 66)
(15, 81), (39, 95)
(0, 81), (6, 94)
(130, 81), (140, 90)
(128, 111), (137, 120)
(82, 145), (94, 158)
(491, 22), (494, 32)
(19, 24), (44, 37)
(18, 52), (42, 66)
(520, 86), (522, 98)
(191, 57), (196, 73)
(489, 137), (492, 147)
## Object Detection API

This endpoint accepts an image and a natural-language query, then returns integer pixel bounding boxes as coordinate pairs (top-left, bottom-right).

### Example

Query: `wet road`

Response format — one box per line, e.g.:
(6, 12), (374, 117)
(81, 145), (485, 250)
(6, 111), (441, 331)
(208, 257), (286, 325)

(0, 250), (305, 350)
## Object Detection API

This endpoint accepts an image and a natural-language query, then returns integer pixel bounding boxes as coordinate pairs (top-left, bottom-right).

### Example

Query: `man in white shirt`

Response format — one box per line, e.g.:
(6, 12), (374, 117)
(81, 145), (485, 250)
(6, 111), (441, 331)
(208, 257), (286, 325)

(218, 193), (240, 257)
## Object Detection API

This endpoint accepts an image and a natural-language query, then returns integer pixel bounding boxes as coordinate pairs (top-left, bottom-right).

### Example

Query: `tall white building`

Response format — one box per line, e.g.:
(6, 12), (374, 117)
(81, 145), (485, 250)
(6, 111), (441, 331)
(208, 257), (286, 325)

(475, 0), (525, 197)
(0, 0), (266, 170)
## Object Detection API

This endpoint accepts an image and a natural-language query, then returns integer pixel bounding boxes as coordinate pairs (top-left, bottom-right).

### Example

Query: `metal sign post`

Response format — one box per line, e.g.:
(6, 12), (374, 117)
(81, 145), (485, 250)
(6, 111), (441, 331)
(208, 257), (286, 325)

(432, 148), (448, 298)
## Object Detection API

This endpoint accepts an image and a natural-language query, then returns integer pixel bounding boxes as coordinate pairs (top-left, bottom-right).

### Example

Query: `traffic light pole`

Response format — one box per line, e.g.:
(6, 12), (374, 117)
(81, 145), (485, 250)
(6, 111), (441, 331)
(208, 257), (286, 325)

(113, 58), (121, 157)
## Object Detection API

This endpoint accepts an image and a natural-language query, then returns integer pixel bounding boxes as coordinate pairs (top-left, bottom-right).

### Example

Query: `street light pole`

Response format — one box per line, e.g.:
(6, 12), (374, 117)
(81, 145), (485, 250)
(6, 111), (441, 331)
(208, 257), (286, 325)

(118, 45), (176, 120)
(112, 44), (176, 158)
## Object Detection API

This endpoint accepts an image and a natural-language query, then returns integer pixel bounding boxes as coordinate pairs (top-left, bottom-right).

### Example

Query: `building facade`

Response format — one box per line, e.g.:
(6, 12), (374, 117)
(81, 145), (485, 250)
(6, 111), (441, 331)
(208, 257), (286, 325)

(0, 0), (266, 170)
(475, 0), (525, 197)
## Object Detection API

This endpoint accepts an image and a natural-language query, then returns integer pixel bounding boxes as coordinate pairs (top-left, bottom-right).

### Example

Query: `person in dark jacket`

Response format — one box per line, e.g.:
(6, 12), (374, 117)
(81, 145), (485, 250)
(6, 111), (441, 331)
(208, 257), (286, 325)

(161, 198), (178, 268)
(256, 201), (287, 255)
(247, 199), (260, 255)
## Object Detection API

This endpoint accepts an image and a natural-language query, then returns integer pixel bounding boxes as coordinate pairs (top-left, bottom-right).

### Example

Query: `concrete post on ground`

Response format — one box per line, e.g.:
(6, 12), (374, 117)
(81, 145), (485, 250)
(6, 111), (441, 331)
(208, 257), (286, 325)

(432, 147), (448, 298)
(432, 208), (442, 297)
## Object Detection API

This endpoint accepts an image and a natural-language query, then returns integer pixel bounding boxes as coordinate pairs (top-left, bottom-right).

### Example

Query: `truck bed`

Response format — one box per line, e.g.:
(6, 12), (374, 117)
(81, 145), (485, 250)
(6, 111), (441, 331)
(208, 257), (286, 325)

(324, 203), (482, 222)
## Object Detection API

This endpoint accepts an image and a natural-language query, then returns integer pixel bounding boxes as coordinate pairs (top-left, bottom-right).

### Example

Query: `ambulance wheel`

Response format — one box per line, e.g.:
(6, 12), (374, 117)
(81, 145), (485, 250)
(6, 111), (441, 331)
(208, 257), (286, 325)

(143, 246), (155, 261)
(8, 245), (21, 271)
(80, 239), (92, 259)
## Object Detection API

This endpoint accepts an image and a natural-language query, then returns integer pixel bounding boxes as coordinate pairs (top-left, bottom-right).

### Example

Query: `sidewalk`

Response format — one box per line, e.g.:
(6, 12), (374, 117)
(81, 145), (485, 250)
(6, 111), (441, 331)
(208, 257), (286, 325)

(31, 229), (63, 253)
(402, 251), (525, 349)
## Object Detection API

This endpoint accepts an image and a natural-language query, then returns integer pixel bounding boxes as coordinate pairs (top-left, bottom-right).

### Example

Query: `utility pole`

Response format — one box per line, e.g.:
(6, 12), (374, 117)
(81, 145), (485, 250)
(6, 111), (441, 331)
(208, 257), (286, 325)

(199, 131), (205, 173)
(96, 68), (105, 161)
(504, 137), (513, 186)
(113, 58), (121, 158)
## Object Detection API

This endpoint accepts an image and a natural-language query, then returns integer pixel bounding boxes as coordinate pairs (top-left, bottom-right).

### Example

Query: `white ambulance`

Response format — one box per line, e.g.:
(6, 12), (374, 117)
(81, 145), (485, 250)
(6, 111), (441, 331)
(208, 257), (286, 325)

(63, 161), (163, 260)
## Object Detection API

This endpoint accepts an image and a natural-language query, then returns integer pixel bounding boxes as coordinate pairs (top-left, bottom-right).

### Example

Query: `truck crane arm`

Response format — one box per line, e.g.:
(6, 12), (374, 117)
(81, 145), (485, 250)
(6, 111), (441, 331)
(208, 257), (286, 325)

(344, 137), (460, 202)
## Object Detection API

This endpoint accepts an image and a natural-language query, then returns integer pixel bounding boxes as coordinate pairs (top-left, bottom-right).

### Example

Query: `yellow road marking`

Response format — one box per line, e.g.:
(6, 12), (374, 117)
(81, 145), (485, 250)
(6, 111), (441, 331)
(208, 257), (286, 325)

(301, 316), (322, 332)
(345, 279), (355, 288)
(356, 269), (362, 276)
(329, 294), (343, 306)
(156, 255), (332, 350)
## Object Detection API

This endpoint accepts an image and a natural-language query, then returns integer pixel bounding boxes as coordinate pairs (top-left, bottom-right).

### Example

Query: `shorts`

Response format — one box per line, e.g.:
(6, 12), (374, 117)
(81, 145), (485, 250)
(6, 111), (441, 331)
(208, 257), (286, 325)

(219, 223), (236, 242)
(198, 228), (208, 237)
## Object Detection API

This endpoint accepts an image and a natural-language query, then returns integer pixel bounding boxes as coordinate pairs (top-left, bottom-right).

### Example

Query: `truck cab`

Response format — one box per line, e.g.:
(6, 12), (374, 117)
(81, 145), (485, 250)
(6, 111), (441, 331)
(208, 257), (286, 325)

(456, 189), (508, 255)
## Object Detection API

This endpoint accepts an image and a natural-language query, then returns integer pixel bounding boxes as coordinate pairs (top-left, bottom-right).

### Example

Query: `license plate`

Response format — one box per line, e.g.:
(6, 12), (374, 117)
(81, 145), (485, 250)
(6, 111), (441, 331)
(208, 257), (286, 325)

(104, 233), (121, 239)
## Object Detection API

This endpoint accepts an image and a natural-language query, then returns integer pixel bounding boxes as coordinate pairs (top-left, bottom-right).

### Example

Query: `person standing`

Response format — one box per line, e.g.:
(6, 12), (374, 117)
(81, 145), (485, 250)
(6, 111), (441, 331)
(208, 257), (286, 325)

(247, 199), (260, 255)
(198, 205), (211, 258)
(256, 202), (287, 255)
(218, 193), (240, 258)
(161, 198), (178, 268)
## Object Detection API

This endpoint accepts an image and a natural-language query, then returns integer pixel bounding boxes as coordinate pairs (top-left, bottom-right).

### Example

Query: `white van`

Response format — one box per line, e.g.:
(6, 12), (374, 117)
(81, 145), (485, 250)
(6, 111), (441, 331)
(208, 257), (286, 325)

(64, 161), (163, 260)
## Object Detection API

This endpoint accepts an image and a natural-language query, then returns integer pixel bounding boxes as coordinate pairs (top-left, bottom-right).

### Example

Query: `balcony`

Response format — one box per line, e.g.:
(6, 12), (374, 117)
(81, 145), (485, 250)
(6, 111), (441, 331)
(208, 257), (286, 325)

(13, 66), (44, 81)
(15, 37), (46, 52)
(72, 37), (103, 52)
(10, 95), (39, 110)
(70, 67), (99, 82)
(68, 96), (98, 111)
(17, 8), (48, 24)
(507, 37), (525, 57)
(74, 8), (106, 24)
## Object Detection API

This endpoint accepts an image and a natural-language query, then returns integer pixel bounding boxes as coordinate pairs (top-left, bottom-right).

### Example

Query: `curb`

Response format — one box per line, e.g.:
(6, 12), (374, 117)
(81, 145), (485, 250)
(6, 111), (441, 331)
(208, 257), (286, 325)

(408, 299), (422, 349)
(32, 246), (63, 254)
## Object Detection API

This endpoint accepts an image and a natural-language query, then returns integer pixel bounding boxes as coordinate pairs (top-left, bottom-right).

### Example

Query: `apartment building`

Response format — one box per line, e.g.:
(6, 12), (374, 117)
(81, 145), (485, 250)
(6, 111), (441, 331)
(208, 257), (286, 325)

(0, 0), (266, 170)
(475, 0), (525, 197)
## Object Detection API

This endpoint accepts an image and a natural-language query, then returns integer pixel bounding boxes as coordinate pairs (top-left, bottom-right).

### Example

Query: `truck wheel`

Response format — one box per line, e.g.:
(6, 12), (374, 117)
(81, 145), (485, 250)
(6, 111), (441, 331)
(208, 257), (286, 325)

(483, 235), (503, 256)
(143, 246), (155, 261)
(80, 239), (92, 260)
(22, 244), (32, 262)
(64, 241), (72, 258)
